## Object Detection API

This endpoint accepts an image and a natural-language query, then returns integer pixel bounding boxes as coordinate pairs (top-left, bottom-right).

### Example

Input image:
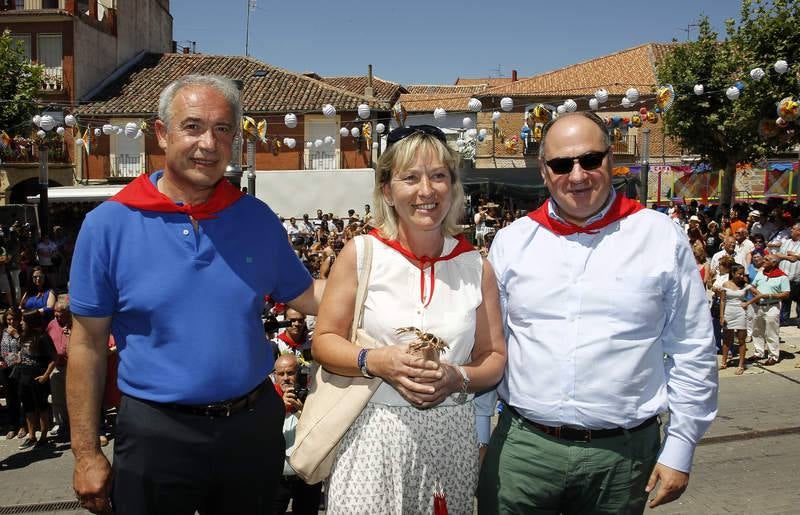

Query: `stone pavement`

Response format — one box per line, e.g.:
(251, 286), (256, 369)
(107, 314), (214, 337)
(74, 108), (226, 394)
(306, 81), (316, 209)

(3, 330), (800, 514)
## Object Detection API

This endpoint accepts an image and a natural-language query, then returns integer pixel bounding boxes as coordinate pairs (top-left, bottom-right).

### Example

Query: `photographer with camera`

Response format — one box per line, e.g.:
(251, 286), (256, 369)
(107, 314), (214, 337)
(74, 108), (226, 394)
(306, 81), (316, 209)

(274, 308), (312, 362)
(271, 354), (321, 515)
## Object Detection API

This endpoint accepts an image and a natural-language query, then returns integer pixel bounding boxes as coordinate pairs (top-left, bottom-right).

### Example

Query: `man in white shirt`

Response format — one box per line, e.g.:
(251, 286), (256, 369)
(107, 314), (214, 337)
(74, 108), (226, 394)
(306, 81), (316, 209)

(733, 227), (754, 267)
(478, 112), (717, 514)
(710, 236), (736, 274)
(774, 223), (800, 325)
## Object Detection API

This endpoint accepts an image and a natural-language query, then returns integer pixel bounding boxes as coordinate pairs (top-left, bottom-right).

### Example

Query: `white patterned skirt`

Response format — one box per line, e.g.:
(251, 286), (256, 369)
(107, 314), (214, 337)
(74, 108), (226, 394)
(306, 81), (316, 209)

(327, 402), (478, 515)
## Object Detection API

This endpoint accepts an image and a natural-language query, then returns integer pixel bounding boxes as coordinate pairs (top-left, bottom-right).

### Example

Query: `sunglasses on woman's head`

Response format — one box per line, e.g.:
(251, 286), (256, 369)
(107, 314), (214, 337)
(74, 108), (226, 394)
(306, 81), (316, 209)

(386, 125), (447, 148)
(545, 147), (610, 175)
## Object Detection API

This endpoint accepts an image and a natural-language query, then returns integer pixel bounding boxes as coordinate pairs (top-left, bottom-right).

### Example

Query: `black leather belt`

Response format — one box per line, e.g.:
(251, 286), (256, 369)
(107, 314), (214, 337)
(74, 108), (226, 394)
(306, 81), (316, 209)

(139, 378), (272, 418)
(508, 405), (658, 443)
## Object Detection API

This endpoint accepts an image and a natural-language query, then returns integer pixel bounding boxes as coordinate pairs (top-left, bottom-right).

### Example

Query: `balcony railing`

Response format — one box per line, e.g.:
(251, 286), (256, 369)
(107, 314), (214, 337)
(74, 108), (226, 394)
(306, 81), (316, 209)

(0, 142), (70, 163)
(110, 153), (145, 178)
(41, 67), (63, 91)
(15, 0), (65, 10)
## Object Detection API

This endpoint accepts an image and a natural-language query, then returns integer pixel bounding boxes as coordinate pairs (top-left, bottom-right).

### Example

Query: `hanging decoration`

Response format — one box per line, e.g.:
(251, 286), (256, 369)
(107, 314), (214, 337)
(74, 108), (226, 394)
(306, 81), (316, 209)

(594, 89), (609, 104)
(94, 128), (102, 137)
(305, 141), (313, 148)
(774, 60), (789, 74)
(589, 98), (599, 110)
(257, 120), (268, 143)
(613, 127), (623, 143)
(102, 124), (114, 135)
(777, 97), (799, 121)
(758, 119), (779, 139)
(631, 114), (642, 127)
(693, 84), (704, 95)
(350, 127), (360, 138)
(478, 128), (488, 138)
(625, 88), (640, 102)
(750, 67), (765, 80)
(357, 103), (371, 119)
(322, 104), (337, 118)
(532, 104), (551, 124)
(500, 97), (514, 111)
(324, 135), (335, 145)
(375, 122), (386, 134)
(32, 115), (42, 127)
(725, 86), (741, 100)
(39, 115), (55, 131)
(462, 116), (474, 129)
(64, 114), (76, 127)
(621, 97), (633, 108)
(314, 139), (323, 147)
(339, 127), (349, 137)
(433, 107), (447, 122)
(491, 111), (501, 122)
(242, 116), (258, 139)
(125, 122), (139, 138)
(284, 113), (298, 128)
(36, 129), (46, 139)
(56, 127), (65, 136)
(656, 84), (675, 112)
(556, 105), (566, 114)
(646, 111), (657, 123)
(564, 99), (577, 112)
(533, 125), (542, 141)
(776, 117), (788, 127)
(468, 98), (482, 112)
(362, 122), (372, 148)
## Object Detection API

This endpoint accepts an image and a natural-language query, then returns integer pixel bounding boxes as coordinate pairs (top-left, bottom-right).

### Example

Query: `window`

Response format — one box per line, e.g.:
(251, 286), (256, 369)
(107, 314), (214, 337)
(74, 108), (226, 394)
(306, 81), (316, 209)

(42, 0), (60, 8)
(15, 1), (25, 10)
(11, 34), (31, 60)
(38, 34), (63, 90)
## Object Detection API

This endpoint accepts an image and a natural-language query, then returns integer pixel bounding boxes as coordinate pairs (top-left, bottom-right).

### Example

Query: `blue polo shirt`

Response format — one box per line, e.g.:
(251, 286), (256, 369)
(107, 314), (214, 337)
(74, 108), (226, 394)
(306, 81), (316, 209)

(69, 172), (312, 404)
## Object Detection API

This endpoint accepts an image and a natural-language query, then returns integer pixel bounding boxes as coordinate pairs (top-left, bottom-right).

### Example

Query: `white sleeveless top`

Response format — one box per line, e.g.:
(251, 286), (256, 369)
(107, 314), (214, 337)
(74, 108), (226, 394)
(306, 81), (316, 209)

(355, 234), (483, 407)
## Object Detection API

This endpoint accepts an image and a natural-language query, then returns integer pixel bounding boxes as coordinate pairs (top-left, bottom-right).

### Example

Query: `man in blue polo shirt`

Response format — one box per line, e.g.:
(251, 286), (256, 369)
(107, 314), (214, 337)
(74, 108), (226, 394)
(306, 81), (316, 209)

(67, 74), (324, 515)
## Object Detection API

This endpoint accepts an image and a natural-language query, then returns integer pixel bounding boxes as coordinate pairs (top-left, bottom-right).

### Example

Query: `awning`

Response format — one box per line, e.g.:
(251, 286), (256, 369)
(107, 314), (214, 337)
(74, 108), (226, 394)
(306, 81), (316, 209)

(27, 185), (125, 203)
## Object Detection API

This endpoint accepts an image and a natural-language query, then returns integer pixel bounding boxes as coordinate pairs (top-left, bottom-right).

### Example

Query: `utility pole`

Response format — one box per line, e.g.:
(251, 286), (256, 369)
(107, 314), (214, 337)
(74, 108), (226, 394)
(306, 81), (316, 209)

(38, 143), (49, 236)
(245, 0), (256, 56)
(640, 128), (651, 207)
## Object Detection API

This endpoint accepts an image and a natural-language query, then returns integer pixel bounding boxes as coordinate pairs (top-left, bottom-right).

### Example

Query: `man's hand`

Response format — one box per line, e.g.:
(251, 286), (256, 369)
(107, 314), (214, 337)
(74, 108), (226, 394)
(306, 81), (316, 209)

(282, 387), (303, 412)
(646, 463), (689, 508)
(74, 452), (113, 514)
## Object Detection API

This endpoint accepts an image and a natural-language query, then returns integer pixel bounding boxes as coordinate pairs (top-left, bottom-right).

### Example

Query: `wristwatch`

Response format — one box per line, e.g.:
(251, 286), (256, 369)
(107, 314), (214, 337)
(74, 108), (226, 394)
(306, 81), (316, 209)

(453, 365), (471, 404)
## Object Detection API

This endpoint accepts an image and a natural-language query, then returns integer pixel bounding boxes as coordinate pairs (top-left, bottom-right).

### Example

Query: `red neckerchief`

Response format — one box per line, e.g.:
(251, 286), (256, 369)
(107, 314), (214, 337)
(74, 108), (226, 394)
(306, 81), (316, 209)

(528, 193), (644, 235)
(764, 267), (787, 278)
(278, 331), (305, 350)
(110, 172), (244, 220)
(369, 229), (476, 308)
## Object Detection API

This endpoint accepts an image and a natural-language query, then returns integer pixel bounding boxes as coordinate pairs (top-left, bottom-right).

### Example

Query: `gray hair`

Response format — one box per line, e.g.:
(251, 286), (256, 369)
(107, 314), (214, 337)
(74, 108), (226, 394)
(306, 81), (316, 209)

(158, 74), (242, 128)
(54, 299), (69, 311)
(538, 111), (612, 159)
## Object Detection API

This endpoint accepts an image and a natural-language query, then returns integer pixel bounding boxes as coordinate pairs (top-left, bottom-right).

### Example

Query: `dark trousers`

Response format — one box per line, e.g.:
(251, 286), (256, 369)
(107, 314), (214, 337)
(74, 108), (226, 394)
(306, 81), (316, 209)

(0, 368), (22, 429)
(112, 382), (285, 515)
(271, 476), (322, 515)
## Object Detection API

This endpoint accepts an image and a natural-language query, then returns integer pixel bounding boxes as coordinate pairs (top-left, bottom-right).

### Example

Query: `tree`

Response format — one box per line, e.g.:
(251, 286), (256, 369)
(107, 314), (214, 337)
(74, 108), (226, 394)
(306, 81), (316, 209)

(0, 28), (44, 137)
(657, 0), (800, 206)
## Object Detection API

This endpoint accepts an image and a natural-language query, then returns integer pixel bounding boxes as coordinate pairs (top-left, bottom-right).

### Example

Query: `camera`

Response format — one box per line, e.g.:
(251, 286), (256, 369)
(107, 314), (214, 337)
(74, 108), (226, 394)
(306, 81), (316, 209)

(294, 369), (309, 402)
(263, 315), (292, 333)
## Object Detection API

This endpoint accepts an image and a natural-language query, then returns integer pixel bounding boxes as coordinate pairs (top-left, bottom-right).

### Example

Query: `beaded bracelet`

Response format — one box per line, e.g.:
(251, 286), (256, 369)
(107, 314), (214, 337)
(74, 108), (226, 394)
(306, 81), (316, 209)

(357, 348), (373, 378)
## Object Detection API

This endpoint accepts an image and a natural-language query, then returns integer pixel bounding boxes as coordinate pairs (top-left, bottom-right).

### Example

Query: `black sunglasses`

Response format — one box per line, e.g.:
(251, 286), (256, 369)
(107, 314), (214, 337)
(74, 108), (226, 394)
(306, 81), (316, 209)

(386, 125), (447, 148)
(545, 147), (610, 175)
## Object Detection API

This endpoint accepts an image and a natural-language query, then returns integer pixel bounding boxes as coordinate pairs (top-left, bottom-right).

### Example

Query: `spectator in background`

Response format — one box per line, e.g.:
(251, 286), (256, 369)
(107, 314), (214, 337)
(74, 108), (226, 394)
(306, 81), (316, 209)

(35, 233), (58, 274)
(19, 266), (56, 321)
(749, 254), (790, 366)
(705, 220), (721, 258)
(775, 223), (800, 325)
(719, 264), (752, 375)
(0, 234), (14, 307)
(686, 215), (705, 248)
(734, 227), (754, 268)
(1, 308), (25, 440)
(711, 237), (737, 274)
(45, 300), (71, 441)
(729, 206), (748, 235)
(15, 314), (56, 450)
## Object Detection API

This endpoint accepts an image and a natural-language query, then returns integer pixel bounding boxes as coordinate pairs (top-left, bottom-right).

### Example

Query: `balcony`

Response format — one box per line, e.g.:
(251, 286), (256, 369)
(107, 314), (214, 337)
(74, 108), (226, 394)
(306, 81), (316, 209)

(109, 153), (145, 178)
(7, 0), (66, 9)
(41, 66), (63, 91)
(0, 142), (70, 163)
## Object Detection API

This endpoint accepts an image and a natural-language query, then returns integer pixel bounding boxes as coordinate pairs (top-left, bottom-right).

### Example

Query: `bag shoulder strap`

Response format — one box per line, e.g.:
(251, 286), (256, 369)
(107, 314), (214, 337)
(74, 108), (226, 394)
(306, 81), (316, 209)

(350, 236), (373, 341)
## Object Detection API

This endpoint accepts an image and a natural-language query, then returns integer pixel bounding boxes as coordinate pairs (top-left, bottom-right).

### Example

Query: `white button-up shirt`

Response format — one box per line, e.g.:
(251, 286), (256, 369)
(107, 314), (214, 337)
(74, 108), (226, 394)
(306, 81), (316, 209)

(488, 197), (718, 473)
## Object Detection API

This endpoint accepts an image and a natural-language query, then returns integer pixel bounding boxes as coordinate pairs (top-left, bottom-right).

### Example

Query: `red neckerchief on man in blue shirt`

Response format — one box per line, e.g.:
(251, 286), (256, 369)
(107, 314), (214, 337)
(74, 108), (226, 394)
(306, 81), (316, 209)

(528, 193), (644, 236)
(110, 172), (244, 219)
(368, 229), (475, 308)
(763, 267), (787, 279)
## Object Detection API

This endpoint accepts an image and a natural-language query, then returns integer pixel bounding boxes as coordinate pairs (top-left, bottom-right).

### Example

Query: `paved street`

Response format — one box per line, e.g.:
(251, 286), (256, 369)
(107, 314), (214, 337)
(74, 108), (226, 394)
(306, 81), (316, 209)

(3, 331), (800, 514)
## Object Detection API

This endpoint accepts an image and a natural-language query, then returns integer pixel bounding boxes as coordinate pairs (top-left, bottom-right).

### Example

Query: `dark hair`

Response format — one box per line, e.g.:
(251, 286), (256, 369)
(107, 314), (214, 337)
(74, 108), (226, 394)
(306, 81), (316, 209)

(730, 263), (745, 276)
(25, 266), (52, 297)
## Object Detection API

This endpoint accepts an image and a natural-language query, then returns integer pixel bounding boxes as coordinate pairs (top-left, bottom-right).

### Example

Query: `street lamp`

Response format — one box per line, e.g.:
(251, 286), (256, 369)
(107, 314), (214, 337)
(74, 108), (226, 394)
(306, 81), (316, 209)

(224, 79), (245, 189)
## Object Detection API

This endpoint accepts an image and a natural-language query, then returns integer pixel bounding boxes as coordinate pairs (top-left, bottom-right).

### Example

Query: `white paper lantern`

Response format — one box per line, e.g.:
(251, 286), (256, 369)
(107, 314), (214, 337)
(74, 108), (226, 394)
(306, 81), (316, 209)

(774, 60), (789, 74)
(116, 127), (123, 135)
(621, 97), (633, 108)
(56, 126), (65, 136)
(324, 135), (335, 145)
(556, 104), (566, 114)
(433, 107), (447, 121)
(726, 86), (741, 100)
(94, 128), (102, 136)
(357, 104), (370, 119)
(36, 130), (46, 139)
(305, 141), (313, 148)
(564, 99), (577, 112)
(314, 139), (323, 148)
(350, 127), (360, 138)
(102, 124), (114, 135)
(589, 98), (599, 110)
(339, 127), (349, 137)
(125, 122), (139, 138)
(491, 111), (501, 122)
(479, 128), (488, 137)
(284, 113), (298, 128)
(625, 88), (639, 102)
(462, 116), (474, 128)
(595, 89), (609, 104)
(500, 97), (514, 112)
(466, 128), (478, 138)
(32, 114), (42, 127)
(750, 67), (765, 80)
(64, 114), (76, 127)
(134, 130), (143, 139)
(39, 115), (55, 131)
(286, 138), (296, 149)
(693, 84), (704, 95)
(456, 138), (465, 149)
(375, 123), (386, 134)
(75, 138), (84, 147)
(468, 98), (483, 112)
(322, 104), (336, 117)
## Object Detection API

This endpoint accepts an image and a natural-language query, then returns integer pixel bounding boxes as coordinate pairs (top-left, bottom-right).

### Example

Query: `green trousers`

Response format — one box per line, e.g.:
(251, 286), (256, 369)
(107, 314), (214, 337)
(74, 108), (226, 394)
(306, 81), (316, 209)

(477, 408), (660, 515)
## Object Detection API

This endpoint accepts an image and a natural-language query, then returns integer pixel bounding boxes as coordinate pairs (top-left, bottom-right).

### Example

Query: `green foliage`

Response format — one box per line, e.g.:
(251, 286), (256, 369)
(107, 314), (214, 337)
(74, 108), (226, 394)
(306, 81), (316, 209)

(0, 29), (44, 137)
(657, 0), (800, 203)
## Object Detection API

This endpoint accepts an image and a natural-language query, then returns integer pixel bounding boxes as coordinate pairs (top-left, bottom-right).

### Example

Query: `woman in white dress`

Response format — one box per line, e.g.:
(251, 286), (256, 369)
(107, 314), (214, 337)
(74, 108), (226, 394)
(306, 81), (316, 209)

(313, 125), (506, 515)
(720, 264), (752, 375)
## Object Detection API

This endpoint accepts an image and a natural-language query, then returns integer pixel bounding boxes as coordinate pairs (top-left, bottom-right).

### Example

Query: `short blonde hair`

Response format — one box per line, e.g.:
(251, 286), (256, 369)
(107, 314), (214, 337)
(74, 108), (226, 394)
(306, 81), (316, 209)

(372, 133), (464, 239)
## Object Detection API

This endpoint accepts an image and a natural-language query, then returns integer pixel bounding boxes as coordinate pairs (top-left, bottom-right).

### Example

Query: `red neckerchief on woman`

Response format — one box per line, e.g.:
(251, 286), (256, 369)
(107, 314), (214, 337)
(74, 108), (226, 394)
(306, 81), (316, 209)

(528, 193), (644, 236)
(764, 267), (787, 278)
(278, 331), (306, 350)
(369, 229), (475, 308)
(109, 172), (244, 220)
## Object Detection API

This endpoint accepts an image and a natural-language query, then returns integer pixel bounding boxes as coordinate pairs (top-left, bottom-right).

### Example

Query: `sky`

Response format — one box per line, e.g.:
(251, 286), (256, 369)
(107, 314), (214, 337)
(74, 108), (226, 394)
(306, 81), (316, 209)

(171, 0), (743, 85)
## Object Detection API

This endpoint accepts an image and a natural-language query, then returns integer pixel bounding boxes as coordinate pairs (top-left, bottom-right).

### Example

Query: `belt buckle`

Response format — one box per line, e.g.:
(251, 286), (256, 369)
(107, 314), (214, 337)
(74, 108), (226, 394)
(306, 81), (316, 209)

(204, 402), (233, 417)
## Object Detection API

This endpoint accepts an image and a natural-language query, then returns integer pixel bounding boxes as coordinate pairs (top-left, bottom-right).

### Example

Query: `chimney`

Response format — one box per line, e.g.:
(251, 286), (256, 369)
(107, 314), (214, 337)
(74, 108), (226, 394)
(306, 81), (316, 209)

(364, 64), (375, 99)
(512, 69), (518, 82)
(171, 40), (177, 53)
(183, 46), (190, 54)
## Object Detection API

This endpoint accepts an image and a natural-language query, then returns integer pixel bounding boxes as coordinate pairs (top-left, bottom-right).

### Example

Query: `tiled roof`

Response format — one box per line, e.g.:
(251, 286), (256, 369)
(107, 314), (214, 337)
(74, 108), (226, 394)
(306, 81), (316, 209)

(484, 43), (677, 98)
(320, 76), (406, 104)
(399, 84), (489, 112)
(76, 53), (391, 116)
(455, 77), (514, 87)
